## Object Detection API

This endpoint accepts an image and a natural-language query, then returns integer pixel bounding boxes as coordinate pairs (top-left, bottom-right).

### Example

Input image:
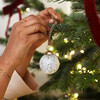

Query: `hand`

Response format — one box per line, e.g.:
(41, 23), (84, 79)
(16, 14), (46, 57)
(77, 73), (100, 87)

(1, 15), (47, 68)
(38, 7), (63, 24)
(31, 8), (63, 50)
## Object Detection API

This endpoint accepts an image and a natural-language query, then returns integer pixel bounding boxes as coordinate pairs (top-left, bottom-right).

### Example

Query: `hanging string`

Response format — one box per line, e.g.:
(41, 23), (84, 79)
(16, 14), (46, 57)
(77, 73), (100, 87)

(48, 21), (57, 45)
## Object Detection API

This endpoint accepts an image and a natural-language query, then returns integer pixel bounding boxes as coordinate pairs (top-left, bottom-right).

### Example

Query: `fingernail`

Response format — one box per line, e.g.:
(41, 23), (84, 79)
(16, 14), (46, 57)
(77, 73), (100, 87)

(55, 15), (58, 19)
(49, 19), (54, 24)
(52, 13), (58, 19)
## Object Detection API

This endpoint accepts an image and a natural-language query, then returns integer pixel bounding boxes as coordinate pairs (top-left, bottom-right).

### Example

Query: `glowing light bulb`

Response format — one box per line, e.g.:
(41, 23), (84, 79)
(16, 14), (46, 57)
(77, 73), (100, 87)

(80, 50), (84, 53)
(78, 70), (82, 74)
(90, 39), (92, 41)
(93, 70), (95, 72)
(49, 47), (54, 51)
(64, 55), (68, 58)
(64, 38), (69, 43)
(71, 40), (74, 43)
(84, 78), (86, 80)
(95, 79), (98, 82)
(77, 64), (82, 70)
(70, 71), (74, 74)
(21, 10), (24, 14)
(70, 50), (75, 55)
(82, 67), (86, 71)
(26, 8), (30, 12)
(89, 71), (93, 74)
(87, 70), (90, 73)
(64, 94), (68, 98)
(74, 93), (79, 98)
(56, 53), (59, 57)
(47, 45), (54, 51)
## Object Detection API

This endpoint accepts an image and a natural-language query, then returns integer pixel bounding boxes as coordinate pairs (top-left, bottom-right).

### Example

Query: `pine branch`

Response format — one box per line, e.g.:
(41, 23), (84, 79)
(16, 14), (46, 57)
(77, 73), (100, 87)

(0, 38), (8, 45)
(29, 62), (40, 69)
(39, 46), (100, 92)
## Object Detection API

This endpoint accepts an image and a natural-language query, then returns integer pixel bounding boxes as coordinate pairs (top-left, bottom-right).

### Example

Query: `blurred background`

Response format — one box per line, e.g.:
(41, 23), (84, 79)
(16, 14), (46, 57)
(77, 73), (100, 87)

(0, 0), (100, 100)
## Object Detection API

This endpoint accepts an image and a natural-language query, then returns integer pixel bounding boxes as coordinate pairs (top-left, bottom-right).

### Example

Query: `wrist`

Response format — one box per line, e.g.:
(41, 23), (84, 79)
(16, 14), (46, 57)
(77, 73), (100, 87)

(0, 56), (15, 76)
(27, 46), (36, 56)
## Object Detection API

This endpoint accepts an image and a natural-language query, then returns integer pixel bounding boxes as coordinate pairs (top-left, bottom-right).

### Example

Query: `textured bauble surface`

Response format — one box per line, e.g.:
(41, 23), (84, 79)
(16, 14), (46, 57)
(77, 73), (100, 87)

(39, 54), (60, 74)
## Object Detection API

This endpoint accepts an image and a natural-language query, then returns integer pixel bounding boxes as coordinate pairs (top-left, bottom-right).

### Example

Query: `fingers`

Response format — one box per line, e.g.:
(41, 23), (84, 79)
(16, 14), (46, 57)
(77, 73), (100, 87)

(38, 7), (63, 23)
(21, 15), (47, 29)
(29, 33), (45, 44)
(37, 16), (48, 28)
(38, 9), (49, 18)
(56, 13), (63, 23)
(12, 15), (48, 41)
(47, 7), (58, 19)
(39, 7), (58, 19)
(23, 23), (47, 36)
(47, 8), (63, 23)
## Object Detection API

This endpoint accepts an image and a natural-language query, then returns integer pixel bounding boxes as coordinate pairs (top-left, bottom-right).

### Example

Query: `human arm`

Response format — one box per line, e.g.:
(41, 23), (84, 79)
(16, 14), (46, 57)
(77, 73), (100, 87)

(0, 57), (15, 100)
(0, 15), (47, 99)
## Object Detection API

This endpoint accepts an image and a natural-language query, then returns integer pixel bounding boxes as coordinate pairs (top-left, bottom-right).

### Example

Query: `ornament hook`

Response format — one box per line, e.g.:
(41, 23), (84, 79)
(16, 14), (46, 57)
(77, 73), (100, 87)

(48, 20), (57, 45)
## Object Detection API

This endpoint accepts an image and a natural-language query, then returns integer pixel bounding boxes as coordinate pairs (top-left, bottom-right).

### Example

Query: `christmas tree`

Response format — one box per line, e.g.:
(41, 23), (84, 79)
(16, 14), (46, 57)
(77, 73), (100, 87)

(0, 0), (100, 99)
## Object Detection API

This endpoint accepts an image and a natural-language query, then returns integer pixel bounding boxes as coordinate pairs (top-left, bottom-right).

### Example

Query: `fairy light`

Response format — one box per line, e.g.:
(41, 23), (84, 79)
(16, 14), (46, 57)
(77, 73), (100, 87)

(26, 8), (30, 12)
(77, 64), (82, 70)
(64, 94), (68, 98)
(80, 50), (85, 53)
(74, 93), (79, 98)
(21, 10), (24, 14)
(95, 79), (98, 83)
(82, 67), (86, 73)
(83, 71), (86, 73)
(64, 55), (68, 59)
(71, 40), (74, 43)
(64, 38), (69, 43)
(56, 53), (59, 57)
(84, 78), (86, 80)
(89, 71), (93, 74)
(68, 93), (71, 96)
(70, 71), (74, 74)
(82, 67), (86, 71)
(64, 93), (71, 98)
(49, 47), (54, 51)
(87, 70), (90, 73)
(93, 70), (96, 73)
(78, 70), (82, 74)
(70, 50), (75, 55)
(87, 70), (94, 75)
(47, 45), (54, 51)
(90, 39), (92, 41)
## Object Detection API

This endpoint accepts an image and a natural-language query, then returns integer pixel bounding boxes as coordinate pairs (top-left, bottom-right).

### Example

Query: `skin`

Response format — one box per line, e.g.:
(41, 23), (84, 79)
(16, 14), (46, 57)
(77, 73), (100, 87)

(0, 7), (63, 99)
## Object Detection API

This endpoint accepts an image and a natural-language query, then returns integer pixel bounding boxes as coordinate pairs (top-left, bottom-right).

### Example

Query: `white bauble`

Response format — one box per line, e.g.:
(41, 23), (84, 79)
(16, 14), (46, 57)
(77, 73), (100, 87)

(39, 54), (60, 74)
